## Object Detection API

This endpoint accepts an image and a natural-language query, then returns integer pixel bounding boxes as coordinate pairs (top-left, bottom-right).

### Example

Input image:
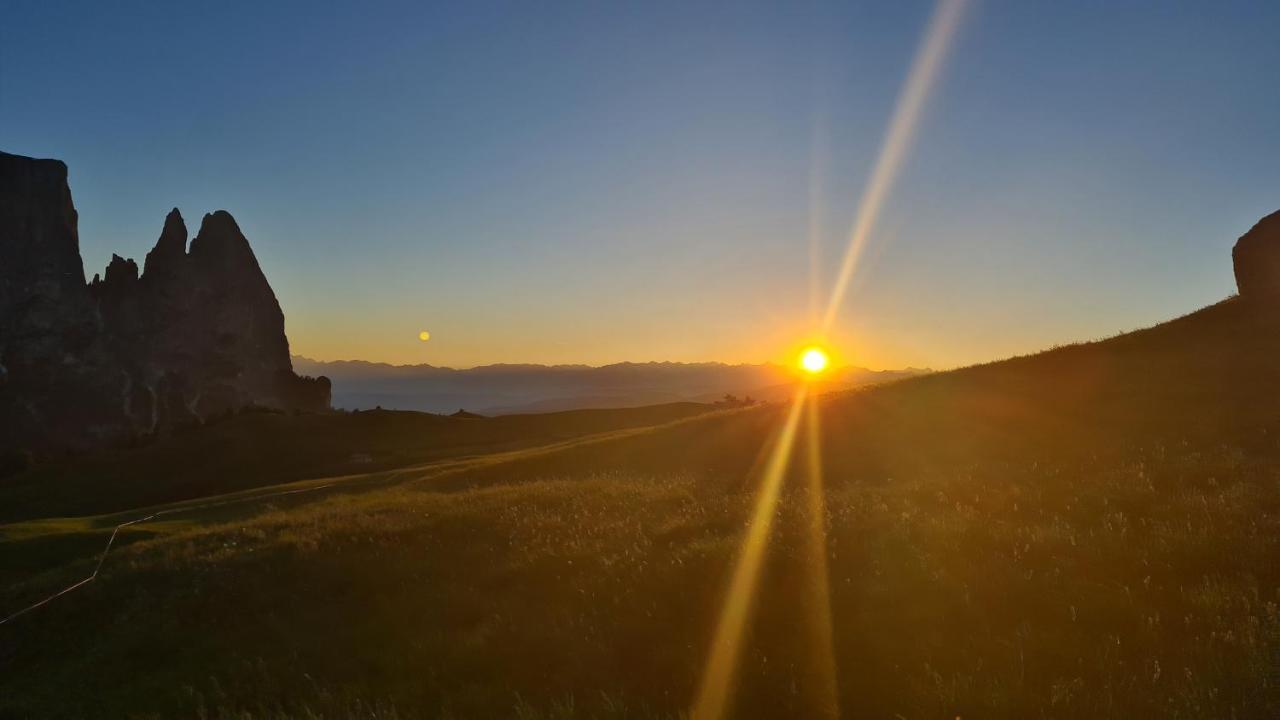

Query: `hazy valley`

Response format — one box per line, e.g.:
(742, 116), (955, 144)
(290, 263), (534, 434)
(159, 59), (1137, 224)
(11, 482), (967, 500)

(292, 356), (927, 415)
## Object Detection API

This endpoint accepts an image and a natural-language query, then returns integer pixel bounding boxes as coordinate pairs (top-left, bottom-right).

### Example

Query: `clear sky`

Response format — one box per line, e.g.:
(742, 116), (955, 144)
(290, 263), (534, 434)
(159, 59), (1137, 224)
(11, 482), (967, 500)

(4, 1), (1278, 369)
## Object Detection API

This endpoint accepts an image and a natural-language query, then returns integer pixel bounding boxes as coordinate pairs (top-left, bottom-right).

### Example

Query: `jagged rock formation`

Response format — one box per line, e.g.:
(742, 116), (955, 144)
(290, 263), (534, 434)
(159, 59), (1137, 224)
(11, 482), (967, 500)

(1, 151), (328, 451)
(89, 208), (330, 427)
(1232, 209), (1280, 299)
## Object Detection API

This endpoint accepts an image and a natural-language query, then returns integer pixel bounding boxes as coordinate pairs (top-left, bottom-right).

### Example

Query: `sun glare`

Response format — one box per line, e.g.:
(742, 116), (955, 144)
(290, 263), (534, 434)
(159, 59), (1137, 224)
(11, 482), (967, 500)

(693, 3), (969, 716)
(800, 347), (829, 374)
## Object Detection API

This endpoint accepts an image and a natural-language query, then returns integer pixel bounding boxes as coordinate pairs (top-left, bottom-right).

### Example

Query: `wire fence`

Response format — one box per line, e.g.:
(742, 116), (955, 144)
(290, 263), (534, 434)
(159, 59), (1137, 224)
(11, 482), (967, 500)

(0, 418), (697, 629)
(0, 482), (337, 627)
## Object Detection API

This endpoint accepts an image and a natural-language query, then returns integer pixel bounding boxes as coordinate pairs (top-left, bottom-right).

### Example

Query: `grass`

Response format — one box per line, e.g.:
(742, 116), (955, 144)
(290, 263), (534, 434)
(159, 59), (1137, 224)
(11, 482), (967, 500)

(1, 298), (1278, 718)
(0, 401), (716, 523)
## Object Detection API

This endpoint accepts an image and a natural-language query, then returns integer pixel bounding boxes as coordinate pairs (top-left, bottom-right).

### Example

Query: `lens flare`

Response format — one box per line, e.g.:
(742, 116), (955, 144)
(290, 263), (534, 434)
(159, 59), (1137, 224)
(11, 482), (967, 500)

(692, 388), (808, 720)
(821, 0), (968, 333)
(801, 398), (839, 718)
(692, 2), (969, 718)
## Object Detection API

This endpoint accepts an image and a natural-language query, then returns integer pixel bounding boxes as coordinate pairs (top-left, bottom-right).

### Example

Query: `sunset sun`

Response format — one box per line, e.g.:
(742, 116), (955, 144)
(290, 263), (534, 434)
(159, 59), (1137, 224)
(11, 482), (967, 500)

(799, 347), (829, 375)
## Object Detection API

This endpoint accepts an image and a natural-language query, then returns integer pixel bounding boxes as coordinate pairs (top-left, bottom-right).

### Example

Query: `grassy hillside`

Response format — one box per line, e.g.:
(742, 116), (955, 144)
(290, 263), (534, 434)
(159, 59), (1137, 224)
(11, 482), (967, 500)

(1, 299), (1278, 718)
(0, 402), (716, 524)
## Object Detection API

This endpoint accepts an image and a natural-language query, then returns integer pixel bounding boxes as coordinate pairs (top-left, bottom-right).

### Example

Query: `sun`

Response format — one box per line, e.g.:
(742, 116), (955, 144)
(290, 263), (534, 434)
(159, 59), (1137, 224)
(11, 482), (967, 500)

(799, 346), (829, 375)
(418, 330), (431, 342)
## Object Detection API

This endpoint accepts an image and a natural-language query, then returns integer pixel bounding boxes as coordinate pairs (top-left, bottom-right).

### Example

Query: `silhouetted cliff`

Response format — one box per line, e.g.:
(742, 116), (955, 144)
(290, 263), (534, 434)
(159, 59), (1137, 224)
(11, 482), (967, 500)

(0, 151), (328, 451)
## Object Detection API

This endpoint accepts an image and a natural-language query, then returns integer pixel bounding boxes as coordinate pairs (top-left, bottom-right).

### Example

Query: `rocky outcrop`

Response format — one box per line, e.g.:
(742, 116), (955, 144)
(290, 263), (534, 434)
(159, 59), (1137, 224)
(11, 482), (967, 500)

(1232, 209), (1280, 299)
(0, 152), (123, 450)
(1, 151), (328, 452)
(0, 153), (95, 368)
(93, 208), (331, 427)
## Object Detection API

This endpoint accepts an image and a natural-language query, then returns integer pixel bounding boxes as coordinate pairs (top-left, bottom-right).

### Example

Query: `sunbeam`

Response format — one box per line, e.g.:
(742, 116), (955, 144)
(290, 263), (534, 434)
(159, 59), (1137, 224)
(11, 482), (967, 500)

(691, 3), (969, 718)
(820, 0), (968, 333)
(809, 114), (830, 328)
(691, 387), (809, 720)
(800, 396), (840, 718)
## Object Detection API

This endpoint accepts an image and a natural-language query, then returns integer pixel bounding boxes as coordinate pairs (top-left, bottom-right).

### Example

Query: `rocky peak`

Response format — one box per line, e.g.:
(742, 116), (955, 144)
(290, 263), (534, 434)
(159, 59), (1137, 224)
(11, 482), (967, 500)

(142, 208), (187, 278)
(1232, 209), (1280, 299)
(104, 253), (139, 284)
(189, 210), (258, 269)
(0, 152), (92, 348)
(88, 253), (141, 308)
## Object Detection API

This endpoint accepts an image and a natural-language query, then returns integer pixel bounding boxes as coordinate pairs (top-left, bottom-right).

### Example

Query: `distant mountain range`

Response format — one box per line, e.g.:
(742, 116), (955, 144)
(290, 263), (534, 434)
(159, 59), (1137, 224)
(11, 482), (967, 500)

(290, 357), (930, 415)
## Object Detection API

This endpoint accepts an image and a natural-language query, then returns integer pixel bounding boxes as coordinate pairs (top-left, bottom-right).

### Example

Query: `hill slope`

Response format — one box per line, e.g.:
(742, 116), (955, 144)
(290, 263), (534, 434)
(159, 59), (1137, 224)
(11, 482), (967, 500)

(0, 402), (718, 524)
(1, 298), (1278, 718)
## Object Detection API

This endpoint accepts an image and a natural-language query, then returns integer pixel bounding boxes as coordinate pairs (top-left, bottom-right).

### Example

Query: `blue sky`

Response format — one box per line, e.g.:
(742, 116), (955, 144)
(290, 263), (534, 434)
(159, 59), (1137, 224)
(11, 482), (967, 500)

(4, 1), (1278, 368)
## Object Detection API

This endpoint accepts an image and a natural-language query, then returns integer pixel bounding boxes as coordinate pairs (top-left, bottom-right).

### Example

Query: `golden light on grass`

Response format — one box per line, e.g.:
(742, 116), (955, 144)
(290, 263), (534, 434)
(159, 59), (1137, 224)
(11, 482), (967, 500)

(800, 346), (830, 375)
(691, 387), (808, 720)
(418, 330), (431, 341)
(801, 397), (839, 718)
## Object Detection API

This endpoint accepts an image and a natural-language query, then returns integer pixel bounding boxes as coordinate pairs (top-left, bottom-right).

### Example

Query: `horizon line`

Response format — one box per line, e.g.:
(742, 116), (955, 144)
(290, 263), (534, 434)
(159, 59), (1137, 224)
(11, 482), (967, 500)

(289, 354), (932, 375)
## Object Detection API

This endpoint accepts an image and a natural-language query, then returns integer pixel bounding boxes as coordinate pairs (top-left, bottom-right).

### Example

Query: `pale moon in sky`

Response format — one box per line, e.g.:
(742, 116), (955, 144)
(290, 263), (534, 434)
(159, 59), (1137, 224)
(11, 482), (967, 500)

(418, 330), (431, 341)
